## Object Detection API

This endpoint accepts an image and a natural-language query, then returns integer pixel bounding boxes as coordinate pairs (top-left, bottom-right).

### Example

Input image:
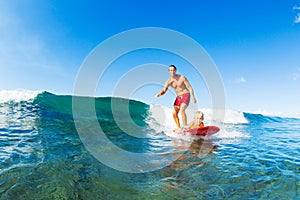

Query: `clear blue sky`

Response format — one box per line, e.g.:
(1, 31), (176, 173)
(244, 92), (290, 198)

(1, 0), (300, 115)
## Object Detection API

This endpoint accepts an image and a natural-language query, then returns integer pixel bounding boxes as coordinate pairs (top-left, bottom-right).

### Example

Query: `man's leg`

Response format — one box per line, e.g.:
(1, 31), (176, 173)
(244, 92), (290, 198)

(173, 106), (180, 130)
(179, 103), (188, 127)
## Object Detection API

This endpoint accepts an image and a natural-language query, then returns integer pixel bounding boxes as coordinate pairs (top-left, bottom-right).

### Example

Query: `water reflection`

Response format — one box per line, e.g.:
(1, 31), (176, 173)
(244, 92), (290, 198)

(161, 138), (218, 190)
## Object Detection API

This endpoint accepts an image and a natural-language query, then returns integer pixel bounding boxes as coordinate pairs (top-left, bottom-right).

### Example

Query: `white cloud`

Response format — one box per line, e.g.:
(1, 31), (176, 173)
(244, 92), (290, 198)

(295, 14), (300, 24)
(234, 77), (247, 84)
(293, 73), (300, 80)
(292, 68), (300, 81)
(293, 5), (300, 10)
(293, 5), (300, 24)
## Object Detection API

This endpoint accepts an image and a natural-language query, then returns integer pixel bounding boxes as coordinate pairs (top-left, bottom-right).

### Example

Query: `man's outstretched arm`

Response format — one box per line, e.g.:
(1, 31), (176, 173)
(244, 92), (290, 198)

(155, 80), (169, 98)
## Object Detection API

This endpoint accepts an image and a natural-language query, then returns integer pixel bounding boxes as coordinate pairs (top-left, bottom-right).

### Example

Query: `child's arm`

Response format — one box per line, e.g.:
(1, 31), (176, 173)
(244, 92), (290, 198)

(200, 122), (204, 127)
(187, 122), (194, 129)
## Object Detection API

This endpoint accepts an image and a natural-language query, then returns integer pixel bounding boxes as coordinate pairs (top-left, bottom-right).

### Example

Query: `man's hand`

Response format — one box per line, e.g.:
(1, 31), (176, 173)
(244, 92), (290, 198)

(155, 89), (166, 98)
(193, 97), (197, 103)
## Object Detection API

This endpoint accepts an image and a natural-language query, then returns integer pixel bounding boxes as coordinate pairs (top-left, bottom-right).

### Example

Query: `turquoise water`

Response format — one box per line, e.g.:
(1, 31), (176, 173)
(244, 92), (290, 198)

(0, 91), (299, 199)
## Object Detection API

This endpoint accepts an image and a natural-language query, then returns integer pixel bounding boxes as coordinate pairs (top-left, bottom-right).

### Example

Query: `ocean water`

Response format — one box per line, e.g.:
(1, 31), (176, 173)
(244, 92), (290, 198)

(0, 90), (299, 200)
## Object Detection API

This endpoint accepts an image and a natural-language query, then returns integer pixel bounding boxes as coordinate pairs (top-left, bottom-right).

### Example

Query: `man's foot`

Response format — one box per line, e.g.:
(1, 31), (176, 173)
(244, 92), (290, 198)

(173, 126), (187, 132)
(173, 127), (181, 132)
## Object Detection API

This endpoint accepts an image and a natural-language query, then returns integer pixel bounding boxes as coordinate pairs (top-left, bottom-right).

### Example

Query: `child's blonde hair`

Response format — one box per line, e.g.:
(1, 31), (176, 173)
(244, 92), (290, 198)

(196, 111), (204, 118)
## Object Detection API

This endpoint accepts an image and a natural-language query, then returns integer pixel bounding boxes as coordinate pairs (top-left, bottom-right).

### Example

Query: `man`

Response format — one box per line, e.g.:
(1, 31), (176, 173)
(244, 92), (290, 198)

(155, 65), (197, 131)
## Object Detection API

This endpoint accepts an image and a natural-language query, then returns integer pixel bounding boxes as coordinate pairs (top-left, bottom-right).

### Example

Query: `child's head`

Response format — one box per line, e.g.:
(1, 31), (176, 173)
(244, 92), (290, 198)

(195, 111), (204, 121)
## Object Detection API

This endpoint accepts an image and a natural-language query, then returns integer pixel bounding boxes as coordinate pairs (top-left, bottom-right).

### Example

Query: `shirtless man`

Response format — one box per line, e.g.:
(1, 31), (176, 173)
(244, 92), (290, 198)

(155, 65), (197, 131)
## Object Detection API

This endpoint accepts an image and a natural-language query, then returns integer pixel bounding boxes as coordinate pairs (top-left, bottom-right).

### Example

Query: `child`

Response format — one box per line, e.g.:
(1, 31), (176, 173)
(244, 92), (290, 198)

(186, 111), (205, 129)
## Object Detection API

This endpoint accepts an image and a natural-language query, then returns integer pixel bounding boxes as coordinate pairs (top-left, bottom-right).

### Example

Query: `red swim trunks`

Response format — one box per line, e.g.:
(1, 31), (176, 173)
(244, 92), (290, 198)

(174, 93), (190, 107)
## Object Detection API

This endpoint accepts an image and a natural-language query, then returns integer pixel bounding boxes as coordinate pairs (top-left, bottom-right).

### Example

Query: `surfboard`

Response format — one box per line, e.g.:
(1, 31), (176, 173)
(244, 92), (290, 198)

(175, 126), (220, 136)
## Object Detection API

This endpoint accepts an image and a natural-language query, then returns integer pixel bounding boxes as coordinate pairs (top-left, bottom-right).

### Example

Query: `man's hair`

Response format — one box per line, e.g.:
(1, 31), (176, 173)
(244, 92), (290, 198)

(169, 65), (177, 71)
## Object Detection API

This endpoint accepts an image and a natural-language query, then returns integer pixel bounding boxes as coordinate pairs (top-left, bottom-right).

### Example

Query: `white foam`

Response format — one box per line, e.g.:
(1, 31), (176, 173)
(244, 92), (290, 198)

(214, 127), (251, 139)
(201, 108), (249, 124)
(0, 89), (43, 103)
(147, 104), (251, 140)
(148, 104), (198, 132)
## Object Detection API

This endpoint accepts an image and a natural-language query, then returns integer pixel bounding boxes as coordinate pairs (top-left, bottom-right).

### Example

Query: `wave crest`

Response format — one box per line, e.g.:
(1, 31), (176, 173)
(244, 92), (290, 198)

(0, 89), (44, 103)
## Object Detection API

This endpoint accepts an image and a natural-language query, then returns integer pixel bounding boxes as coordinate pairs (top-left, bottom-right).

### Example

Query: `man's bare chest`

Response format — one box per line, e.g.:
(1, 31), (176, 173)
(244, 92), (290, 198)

(170, 78), (184, 88)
